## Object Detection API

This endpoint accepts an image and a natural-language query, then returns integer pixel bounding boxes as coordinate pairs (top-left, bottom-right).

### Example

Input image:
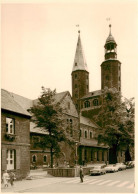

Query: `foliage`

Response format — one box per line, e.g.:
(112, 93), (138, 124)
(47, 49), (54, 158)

(28, 87), (73, 167)
(94, 87), (134, 162)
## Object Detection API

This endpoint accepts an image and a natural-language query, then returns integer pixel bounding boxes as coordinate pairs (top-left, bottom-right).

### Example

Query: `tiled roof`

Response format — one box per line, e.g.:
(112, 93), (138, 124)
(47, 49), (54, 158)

(1, 89), (31, 117)
(80, 116), (98, 128)
(81, 90), (102, 99)
(33, 91), (68, 106)
(30, 122), (49, 135)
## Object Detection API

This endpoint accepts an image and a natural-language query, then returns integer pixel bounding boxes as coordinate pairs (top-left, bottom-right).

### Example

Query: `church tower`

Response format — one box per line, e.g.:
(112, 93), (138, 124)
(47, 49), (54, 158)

(72, 31), (89, 110)
(101, 25), (121, 91)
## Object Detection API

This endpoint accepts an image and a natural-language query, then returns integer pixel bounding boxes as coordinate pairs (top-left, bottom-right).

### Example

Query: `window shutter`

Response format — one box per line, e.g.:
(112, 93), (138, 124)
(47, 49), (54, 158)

(16, 149), (20, 169)
(2, 148), (7, 170)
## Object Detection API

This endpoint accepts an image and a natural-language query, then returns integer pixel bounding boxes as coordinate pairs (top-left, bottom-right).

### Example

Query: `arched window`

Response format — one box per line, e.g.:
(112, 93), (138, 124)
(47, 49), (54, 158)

(93, 99), (99, 106)
(85, 131), (87, 138)
(90, 132), (93, 139)
(43, 155), (47, 163)
(32, 155), (37, 163)
(84, 100), (90, 108)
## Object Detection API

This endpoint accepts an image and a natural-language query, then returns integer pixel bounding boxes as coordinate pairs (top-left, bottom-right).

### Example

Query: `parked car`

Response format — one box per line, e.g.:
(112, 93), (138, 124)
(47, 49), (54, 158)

(115, 163), (126, 170)
(126, 161), (135, 169)
(90, 166), (106, 175)
(105, 164), (119, 173)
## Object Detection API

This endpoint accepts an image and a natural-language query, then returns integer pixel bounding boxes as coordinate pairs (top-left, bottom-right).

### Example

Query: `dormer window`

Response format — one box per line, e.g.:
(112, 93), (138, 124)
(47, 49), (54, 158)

(75, 63), (77, 66)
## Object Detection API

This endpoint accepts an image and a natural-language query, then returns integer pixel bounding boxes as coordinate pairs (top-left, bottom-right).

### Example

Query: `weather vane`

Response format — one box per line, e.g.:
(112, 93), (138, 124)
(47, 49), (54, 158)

(106, 18), (111, 34)
(76, 24), (80, 34)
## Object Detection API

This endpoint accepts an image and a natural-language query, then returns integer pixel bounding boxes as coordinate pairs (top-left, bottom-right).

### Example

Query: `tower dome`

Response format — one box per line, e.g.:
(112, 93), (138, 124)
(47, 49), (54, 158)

(105, 24), (116, 45)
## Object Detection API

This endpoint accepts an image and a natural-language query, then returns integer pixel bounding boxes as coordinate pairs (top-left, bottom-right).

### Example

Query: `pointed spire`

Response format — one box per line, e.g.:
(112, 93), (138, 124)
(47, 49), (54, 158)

(72, 31), (88, 72)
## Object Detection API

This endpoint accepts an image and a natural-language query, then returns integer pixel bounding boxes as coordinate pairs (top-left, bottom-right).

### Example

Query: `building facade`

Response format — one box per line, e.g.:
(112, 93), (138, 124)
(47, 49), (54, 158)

(1, 89), (31, 179)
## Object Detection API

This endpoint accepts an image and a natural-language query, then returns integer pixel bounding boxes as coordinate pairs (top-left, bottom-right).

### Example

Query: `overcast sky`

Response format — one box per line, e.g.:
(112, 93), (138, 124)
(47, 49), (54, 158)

(1, 0), (138, 100)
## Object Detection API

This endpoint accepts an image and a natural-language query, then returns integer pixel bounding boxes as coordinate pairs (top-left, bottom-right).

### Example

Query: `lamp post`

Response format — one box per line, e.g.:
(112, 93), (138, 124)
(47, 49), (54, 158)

(75, 141), (78, 166)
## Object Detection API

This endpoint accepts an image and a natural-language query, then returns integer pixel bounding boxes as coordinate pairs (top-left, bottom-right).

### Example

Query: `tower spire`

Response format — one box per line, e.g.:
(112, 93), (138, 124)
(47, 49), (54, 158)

(72, 30), (88, 72)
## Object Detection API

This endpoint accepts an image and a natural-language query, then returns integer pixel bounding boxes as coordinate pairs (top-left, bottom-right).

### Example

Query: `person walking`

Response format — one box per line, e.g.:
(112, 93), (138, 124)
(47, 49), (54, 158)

(9, 171), (16, 186)
(80, 166), (84, 183)
(2, 170), (9, 188)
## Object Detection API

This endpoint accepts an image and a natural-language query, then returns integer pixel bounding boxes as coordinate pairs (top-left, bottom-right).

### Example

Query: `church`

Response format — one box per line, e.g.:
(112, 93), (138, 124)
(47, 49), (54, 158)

(72, 24), (124, 165)
(1, 24), (125, 178)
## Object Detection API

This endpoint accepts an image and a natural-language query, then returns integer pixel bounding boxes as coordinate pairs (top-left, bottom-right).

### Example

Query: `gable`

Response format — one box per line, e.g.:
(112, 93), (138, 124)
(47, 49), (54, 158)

(60, 92), (78, 118)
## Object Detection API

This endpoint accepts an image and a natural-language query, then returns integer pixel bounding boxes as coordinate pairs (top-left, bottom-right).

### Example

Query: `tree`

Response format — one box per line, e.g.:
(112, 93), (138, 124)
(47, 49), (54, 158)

(94, 87), (134, 163)
(28, 87), (73, 168)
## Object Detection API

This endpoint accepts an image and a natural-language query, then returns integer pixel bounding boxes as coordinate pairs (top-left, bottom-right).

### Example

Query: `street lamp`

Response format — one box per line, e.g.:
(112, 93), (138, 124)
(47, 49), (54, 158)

(75, 141), (78, 166)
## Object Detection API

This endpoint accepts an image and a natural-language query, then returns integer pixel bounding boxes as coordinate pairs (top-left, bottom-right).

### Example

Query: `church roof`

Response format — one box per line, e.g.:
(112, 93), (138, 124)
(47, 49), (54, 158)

(72, 32), (88, 72)
(80, 116), (98, 128)
(81, 90), (102, 99)
(1, 89), (31, 117)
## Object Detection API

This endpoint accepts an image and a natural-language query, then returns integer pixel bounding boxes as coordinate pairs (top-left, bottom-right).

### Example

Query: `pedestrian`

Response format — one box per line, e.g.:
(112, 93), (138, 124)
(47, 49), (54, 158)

(9, 171), (16, 186)
(2, 170), (10, 188)
(80, 166), (84, 183)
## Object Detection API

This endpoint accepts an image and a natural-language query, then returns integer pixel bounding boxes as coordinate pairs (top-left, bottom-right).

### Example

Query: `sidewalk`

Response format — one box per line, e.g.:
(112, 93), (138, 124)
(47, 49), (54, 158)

(1, 169), (53, 193)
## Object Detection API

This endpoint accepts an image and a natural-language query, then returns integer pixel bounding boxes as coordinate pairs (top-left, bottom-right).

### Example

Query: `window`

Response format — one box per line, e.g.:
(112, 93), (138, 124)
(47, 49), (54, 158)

(119, 87), (121, 91)
(75, 74), (77, 79)
(43, 155), (47, 163)
(7, 150), (15, 170)
(93, 99), (99, 106)
(90, 132), (93, 139)
(6, 118), (15, 134)
(119, 76), (120, 81)
(32, 155), (37, 163)
(119, 66), (120, 71)
(87, 85), (88, 89)
(84, 101), (90, 108)
(75, 63), (77, 66)
(106, 75), (110, 80)
(85, 131), (87, 138)
(75, 84), (77, 88)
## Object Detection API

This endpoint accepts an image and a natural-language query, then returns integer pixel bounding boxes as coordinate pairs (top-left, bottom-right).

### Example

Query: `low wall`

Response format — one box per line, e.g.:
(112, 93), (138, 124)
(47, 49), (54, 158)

(45, 167), (92, 177)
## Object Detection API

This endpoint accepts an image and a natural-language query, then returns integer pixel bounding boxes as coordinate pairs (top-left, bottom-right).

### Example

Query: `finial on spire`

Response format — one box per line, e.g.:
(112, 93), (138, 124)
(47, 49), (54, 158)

(76, 24), (80, 34)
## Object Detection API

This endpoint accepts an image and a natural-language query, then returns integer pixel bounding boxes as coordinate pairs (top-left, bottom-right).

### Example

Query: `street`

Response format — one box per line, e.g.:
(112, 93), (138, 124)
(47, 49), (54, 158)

(1, 168), (135, 193)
